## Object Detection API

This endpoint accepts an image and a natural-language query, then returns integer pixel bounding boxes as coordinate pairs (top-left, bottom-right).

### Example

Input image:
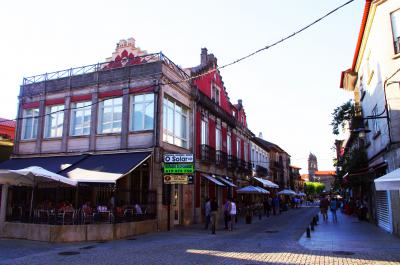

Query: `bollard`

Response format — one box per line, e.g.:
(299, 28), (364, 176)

(306, 227), (311, 238)
(310, 222), (314, 231)
(313, 217), (317, 226)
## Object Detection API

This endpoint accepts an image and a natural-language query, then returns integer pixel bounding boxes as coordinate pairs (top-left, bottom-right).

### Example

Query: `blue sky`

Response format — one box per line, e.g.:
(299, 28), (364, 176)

(0, 0), (364, 172)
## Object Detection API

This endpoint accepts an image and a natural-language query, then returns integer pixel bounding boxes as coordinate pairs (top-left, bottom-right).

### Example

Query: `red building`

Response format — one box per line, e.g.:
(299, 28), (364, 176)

(191, 48), (253, 222)
(0, 118), (16, 140)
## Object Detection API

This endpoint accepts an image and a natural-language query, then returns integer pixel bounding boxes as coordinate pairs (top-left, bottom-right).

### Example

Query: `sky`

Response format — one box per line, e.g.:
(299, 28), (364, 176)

(0, 0), (365, 173)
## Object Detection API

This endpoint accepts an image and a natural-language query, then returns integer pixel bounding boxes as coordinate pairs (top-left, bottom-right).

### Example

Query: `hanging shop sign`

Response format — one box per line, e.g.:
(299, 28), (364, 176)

(163, 163), (194, 174)
(163, 175), (194, 185)
(164, 154), (194, 163)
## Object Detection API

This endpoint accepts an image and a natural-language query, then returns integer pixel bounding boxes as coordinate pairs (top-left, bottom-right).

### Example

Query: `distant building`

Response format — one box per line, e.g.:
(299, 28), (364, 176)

(0, 118), (15, 162)
(308, 153), (318, 181)
(314, 171), (335, 191)
(289, 165), (302, 192)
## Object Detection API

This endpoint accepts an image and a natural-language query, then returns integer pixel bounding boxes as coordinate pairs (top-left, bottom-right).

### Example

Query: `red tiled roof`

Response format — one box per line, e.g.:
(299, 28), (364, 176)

(314, 171), (336, 176)
(300, 174), (309, 181)
(0, 118), (16, 128)
(290, 165), (301, 169)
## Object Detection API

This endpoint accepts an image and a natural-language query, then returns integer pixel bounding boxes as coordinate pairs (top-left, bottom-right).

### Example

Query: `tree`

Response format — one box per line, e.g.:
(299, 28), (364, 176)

(304, 182), (326, 195)
(331, 100), (354, 135)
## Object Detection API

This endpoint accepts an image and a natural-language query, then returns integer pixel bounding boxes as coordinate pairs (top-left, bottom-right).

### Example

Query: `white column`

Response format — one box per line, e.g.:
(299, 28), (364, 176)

(0, 184), (9, 223)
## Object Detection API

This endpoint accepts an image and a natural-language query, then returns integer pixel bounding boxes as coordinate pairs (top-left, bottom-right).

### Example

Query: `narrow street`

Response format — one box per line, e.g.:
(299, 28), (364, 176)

(1, 207), (399, 265)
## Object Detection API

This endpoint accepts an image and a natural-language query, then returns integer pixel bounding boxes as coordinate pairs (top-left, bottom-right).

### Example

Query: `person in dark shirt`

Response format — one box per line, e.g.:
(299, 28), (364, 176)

(210, 198), (218, 234)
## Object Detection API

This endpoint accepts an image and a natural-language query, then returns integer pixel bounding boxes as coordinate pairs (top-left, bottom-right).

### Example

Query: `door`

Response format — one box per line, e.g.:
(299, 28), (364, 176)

(376, 190), (393, 233)
(173, 184), (182, 225)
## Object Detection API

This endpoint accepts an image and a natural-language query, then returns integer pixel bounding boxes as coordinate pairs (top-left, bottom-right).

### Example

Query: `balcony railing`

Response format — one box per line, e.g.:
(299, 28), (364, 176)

(215, 150), (228, 168)
(199, 144), (215, 163)
(227, 155), (238, 170)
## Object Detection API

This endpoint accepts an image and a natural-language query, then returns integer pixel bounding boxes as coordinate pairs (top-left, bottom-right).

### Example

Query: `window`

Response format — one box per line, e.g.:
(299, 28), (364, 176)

(21, 108), (39, 140)
(98, 97), (122, 134)
(227, 131), (231, 155)
(70, 101), (91, 136)
(130, 94), (154, 131)
(201, 119), (208, 145)
(372, 105), (380, 135)
(255, 150), (259, 164)
(237, 138), (241, 159)
(244, 142), (248, 161)
(391, 9), (400, 54)
(216, 127), (222, 151)
(212, 85), (220, 105)
(163, 96), (188, 148)
(45, 105), (64, 138)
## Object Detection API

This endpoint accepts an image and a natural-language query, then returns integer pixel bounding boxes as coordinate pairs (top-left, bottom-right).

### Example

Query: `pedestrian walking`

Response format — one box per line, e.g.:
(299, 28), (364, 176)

(320, 196), (329, 221)
(210, 198), (218, 234)
(330, 197), (338, 223)
(267, 196), (272, 217)
(229, 199), (237, 231)
(223, 198), (232, 230)
(204, 198), (211, 230)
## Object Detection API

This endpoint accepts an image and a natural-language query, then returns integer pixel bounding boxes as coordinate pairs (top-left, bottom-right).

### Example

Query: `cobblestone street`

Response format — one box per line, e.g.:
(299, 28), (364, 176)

(1, 207), (399, 265)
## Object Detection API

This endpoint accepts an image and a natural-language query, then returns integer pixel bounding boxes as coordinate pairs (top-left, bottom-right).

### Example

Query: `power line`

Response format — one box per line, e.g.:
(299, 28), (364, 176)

(0, 0), (355, 125)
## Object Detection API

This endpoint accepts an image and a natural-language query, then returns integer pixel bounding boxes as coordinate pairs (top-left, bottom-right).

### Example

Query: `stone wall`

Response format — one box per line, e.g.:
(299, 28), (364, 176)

(0, 219), (157, 242)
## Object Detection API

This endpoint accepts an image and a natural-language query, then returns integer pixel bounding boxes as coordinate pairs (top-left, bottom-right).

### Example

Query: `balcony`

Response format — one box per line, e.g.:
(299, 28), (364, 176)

(215, 150), (228, 168)
(256, 165), (268, 177)
(227, 155), (238, 170)
(199, 144), (215, 163)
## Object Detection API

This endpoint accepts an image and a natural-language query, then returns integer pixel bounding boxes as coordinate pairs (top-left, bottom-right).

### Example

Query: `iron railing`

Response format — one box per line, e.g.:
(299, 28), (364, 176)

(227, 155), (238, 170)
(22, 52), (189, 85)
(215, 150), (228, 167)
(199, 144), (215, 163)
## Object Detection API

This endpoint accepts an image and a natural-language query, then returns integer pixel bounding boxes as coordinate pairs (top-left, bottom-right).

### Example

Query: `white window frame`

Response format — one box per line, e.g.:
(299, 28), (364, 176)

(201, 119), (208, 145)
(211, 84), (220, 105)
(237, 138), (241, 159)
(372, 105), (380, 134)
(98, 97), (123, 134)
(227, 131), (231, 155)
(129, 93), (154, 131)
(21, 108), (39, 140)
(216, 126), (222, 151)
(163, 96), (189, 148)
(391, 9), (400, 54)
(70, 101), (91, 136)
(244, 142), (248, 161)
(44, 105), (64, 138)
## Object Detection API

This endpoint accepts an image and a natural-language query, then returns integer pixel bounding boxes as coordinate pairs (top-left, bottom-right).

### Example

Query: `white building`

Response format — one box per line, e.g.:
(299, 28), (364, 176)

(340, 0), (400, 236)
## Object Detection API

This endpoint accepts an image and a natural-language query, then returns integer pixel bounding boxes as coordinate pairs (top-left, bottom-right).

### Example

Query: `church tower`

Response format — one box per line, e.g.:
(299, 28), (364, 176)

(308, 153), (318, 181)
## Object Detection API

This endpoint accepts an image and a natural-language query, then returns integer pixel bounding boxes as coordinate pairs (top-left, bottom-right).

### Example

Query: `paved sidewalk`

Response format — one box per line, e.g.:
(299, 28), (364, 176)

(299, 209), (400, 253)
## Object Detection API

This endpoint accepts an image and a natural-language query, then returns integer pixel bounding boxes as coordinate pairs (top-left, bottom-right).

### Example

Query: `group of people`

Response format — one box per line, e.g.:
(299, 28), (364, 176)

(204, 197), (237, 234)
(343, 198), (368, 221)
(319, 196), (340, 223)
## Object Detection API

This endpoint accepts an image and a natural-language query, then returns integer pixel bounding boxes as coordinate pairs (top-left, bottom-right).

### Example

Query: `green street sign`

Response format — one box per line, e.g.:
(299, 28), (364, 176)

(164, 163), (194, 174)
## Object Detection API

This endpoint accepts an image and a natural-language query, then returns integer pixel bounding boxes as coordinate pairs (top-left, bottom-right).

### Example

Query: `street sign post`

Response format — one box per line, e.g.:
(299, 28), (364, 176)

(163, 175), (193, 185)
(163, 163), (194, 174)
(164, 154), (194, 163)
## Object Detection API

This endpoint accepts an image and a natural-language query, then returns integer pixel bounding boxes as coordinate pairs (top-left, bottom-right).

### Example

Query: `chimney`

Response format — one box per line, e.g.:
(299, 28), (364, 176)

(238, 99), (243, 107)
(201, 48), (208, 66)
(259, 132), (263, 139)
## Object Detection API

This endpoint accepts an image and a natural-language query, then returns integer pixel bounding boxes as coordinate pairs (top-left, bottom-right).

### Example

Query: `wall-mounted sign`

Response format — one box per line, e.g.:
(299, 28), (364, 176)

(164, 175), (193, 185)
(164, 163), (194, 174)
(164, 154), (194, 163)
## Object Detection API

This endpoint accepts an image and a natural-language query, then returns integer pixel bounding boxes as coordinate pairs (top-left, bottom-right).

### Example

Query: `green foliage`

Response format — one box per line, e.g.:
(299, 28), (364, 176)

(304, 182), (326, 195)
(331, 100), (354, 135)
(335, 147), (368, 189)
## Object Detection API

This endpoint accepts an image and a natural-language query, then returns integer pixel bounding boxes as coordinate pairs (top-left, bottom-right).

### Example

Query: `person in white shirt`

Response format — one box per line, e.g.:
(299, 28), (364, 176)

(229, 198), (237, 231)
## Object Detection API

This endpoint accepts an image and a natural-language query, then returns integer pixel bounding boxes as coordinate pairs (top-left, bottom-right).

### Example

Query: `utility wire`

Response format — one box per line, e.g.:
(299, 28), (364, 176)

(0, 0), (355, 125)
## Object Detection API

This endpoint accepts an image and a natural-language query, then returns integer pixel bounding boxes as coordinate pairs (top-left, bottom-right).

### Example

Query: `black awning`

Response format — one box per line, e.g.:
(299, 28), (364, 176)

(60, 152), (151, 183)
(0, 155), (87, 173)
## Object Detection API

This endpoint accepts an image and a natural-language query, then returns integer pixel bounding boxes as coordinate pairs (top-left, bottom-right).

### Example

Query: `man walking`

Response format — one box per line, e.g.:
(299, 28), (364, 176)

(204, 198), (211, 230)
(210, 198), (218, 234)
(330, 197), (338, 223)
(320, 196), (329, 221)
(229, 198), (237, 231)
(223, 198), (232, 230)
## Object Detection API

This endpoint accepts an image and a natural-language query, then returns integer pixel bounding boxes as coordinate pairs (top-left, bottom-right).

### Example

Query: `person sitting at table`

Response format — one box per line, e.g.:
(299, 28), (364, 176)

(134, 203), (142, 214)
(82, 201), (93, 215)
